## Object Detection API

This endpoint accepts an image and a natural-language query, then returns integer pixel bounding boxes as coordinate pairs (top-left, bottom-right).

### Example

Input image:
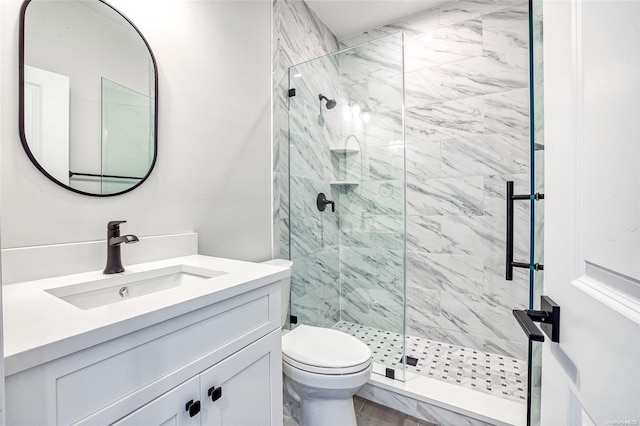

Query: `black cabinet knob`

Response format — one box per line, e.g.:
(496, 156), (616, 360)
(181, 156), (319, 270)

(185, 399), (201, 417)
(208, 386), (223, 402)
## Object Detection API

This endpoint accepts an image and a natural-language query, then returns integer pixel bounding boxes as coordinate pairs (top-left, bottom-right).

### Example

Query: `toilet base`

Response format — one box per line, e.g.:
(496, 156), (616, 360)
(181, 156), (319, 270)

(300, 396), (357, 426)
(283, 362), (371, 426)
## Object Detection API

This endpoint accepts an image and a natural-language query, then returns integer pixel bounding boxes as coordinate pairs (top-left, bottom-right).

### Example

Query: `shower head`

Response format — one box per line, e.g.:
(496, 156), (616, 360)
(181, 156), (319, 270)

(319, 94), (337, 109)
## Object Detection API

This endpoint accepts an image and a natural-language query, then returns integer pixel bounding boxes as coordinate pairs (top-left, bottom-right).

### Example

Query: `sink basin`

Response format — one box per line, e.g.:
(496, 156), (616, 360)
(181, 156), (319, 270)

(45, 265), (227, 310)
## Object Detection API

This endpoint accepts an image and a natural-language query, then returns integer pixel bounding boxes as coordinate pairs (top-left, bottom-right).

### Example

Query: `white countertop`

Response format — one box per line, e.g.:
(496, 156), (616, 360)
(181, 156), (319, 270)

(2, 255), (290, 375)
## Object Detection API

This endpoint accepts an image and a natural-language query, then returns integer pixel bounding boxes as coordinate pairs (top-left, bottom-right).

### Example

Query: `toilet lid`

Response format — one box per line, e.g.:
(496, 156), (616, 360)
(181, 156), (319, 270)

(282, 325), (372, 374)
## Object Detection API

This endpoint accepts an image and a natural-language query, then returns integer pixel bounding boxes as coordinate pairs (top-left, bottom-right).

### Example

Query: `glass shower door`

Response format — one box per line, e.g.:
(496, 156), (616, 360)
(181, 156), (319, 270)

(287, 33), (407, 381)
(528, 1), (545, 424)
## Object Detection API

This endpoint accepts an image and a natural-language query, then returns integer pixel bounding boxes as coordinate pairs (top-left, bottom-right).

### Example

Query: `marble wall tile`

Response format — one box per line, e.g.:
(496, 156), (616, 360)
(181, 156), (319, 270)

(332, 150), (361, 183)
(483, 88), (530, 136)
(340, 179), (405, 217)
(341, 247), (404, 296)
(273, 171), (290, 260)
(289, 213), (324, 258)
(366, 145), (405, 182)
(482, 3), (528, 53)
(439, 292), (525, 342)
(384, 8), (440, 38)
(340, 245), (405, 332)
(408, 175), (485, 217)
(340, 35), (403, 87)
(290, 250), (339, 295)
(483, 255), (529, 308)
(289, 175), (329, 217)
(290, 249), (340, 327)
(340, 212), (404, 234)
(289, 132), (332, 181)
(407, 215), (443, 253)
(364, 110), (404, 146)
(273, 76), (289, 174)
(273, 0), (340, 262)
(407, 251), (484, 295)
(404, 20), (483, 71)
(367, 78), (404, 114)
(439, 1), (506, 26)
(406, 286), (442, 334)
(406, 141), (443, 181)
(272, 0), (339, 84)
(340, 223), (404, 251)
(439, 48), (528, 100)
(408, 215), (493, 256)
(406, 97), (485, 144)
(292, 285), (339, 328)
(339, 32), (371, 49)
(341, 288), (404, 333)
(534, 81), (544, 146)
(441, 133), (528, 177)
(405, 66), (443, 108)
(289, 55), (339, 104)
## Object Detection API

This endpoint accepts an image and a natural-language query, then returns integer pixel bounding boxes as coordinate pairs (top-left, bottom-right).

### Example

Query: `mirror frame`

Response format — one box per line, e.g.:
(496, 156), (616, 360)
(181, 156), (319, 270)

(18, 0), (159, 197)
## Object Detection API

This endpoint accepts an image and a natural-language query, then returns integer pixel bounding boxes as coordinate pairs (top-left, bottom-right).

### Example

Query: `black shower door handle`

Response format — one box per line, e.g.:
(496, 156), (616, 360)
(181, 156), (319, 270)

(505, 181), (544, 280)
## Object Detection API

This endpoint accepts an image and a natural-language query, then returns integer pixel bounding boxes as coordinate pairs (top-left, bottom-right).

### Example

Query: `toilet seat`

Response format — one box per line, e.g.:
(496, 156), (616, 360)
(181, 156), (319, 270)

(282, 325), (372, 375)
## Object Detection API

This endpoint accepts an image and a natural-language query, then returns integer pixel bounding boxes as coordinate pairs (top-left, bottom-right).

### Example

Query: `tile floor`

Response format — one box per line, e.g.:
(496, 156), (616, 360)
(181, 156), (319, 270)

(334, 321), (527, 403)
(283, 396), (432, 426)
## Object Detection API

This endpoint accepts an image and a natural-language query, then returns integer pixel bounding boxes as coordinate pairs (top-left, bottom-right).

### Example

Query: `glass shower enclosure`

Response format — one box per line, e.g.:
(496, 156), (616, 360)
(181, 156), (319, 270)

(287, 32), (406, 380)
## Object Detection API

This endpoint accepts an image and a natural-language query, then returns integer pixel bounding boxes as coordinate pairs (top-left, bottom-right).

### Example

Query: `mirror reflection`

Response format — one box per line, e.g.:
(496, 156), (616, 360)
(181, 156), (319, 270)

(20, 0), (157, 196)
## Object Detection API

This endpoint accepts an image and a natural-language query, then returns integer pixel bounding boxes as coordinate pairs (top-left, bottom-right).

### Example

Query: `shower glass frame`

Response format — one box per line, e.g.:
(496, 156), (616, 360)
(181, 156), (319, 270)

(528, 0), (545, 424)
(286, 32), (407, 382)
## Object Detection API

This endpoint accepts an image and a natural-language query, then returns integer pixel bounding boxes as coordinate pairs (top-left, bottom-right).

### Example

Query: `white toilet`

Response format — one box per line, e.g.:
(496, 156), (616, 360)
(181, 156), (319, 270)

(262, 259), (372, 426)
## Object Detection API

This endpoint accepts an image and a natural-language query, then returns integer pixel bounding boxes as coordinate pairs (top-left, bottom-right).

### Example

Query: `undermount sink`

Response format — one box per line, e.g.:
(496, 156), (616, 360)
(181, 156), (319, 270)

(45, 265), (227, 310)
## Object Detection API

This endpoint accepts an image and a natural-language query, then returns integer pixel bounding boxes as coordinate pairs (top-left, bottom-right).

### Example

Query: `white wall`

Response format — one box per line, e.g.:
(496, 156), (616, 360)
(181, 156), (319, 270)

(0, 0), (272, 262)
(0, 0), (5, 420)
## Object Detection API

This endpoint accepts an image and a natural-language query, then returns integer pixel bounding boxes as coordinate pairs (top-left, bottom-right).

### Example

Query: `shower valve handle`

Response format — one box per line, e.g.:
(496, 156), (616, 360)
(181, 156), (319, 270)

(317, 193), (335, 212)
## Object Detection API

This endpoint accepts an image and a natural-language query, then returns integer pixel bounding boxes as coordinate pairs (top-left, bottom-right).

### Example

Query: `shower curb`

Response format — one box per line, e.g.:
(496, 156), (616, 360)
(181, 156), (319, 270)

(357, 368), (526, 426)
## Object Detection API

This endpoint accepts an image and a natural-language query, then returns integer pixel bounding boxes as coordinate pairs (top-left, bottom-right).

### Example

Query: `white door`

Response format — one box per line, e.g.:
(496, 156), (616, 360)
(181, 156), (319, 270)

(23, 65), (70, 185)
(542, 0), (640, 424)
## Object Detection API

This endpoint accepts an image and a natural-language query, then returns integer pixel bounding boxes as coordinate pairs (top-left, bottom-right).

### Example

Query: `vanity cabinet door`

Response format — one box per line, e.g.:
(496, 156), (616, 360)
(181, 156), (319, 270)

(199, 330), (282, 426)
(112, 376), (201, 426)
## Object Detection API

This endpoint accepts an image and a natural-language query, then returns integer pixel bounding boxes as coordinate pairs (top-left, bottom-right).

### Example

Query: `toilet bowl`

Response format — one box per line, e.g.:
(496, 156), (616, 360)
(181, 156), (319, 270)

(282, 324), (372, 426)
(261, 259), (372, 426)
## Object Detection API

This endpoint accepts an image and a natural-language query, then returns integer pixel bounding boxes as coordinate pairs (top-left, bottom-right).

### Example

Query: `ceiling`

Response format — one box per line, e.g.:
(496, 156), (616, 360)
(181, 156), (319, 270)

(304, 0), (449, 40)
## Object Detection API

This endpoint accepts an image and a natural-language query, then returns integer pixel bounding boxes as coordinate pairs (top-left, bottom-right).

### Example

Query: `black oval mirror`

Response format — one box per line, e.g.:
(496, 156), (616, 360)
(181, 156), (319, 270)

(19, 0), (158, 196)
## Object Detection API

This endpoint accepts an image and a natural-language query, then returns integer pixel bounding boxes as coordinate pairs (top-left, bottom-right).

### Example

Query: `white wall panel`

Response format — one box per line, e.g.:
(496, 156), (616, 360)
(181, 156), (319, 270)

(0, 0), (272, 262)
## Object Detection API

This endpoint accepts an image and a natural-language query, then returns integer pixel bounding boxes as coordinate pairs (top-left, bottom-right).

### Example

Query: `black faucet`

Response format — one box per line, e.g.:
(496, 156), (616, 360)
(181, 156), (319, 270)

(104, 220), (139, 274)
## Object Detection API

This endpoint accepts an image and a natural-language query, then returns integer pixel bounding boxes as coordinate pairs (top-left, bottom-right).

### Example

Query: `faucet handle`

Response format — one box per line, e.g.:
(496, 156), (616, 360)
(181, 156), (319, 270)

(107, 220), (127, 230)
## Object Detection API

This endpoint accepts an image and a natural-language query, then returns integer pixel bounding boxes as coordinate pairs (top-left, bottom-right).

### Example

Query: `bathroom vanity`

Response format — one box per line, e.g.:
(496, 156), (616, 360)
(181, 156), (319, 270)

(3, 255), (288, 425)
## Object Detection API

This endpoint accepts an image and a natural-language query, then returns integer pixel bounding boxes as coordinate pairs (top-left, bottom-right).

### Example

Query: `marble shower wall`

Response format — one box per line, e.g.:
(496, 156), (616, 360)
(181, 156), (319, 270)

(336, 34), (406, 334)
(342, 0), (531, 360)
(272, 0), (339, 261)
(272, 0), (340, 326)
(288, 56), (342, 327)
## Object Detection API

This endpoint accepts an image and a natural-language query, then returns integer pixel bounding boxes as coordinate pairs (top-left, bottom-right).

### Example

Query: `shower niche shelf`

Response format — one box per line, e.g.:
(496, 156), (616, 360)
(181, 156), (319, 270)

(329, 147), (360, 154)
(330, 181), (359, 186)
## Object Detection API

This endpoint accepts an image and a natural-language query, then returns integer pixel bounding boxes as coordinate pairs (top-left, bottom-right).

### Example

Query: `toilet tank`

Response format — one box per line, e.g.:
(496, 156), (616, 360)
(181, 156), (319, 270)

(261, 259), (292, 328)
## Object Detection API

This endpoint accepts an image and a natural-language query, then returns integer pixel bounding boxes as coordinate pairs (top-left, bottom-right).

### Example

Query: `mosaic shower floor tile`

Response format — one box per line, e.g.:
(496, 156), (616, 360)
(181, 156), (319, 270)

(334, 321), (527, 403)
